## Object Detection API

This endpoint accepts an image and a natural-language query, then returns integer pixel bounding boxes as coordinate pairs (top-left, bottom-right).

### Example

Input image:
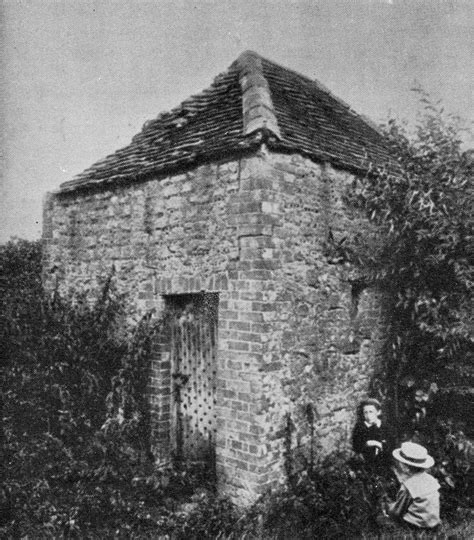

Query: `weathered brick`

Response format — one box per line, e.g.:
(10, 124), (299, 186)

(239, 291), (263, 301)
(242, 270), (273, 281)
(228, 320), (251, 331)
(231, 400), (249, 412)
(227, 341), (250, 351)
(221, 310), (239, 320)
(233, 331), (261, 342)
(239, 312), (264, 322)
(44, 151), (386, 506)
(226, 359), (242, 370)
(239, 235), (274, 249)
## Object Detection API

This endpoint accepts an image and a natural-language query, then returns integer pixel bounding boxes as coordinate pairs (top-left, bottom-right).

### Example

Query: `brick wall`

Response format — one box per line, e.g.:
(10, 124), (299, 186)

(246, 151), (388, 490)
(43, 148), (387, 501)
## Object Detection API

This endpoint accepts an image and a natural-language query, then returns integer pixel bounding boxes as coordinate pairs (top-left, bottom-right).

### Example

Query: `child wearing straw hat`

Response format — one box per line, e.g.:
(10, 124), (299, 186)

(385, 442), (441, 531)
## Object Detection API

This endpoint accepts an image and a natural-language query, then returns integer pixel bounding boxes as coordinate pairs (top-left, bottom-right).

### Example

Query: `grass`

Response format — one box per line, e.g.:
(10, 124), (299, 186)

(363, 508), (474, 540)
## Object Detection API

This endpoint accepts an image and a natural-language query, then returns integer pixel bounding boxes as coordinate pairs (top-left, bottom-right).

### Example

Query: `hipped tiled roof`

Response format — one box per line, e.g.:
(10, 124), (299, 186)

(61, 51), (393, 192)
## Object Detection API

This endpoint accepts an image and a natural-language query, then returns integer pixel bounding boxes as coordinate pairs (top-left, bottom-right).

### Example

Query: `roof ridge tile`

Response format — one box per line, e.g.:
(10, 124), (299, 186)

(234, 51), (281, 140)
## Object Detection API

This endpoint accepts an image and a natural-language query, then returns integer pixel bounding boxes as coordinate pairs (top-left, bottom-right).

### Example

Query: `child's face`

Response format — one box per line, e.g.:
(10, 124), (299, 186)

(362, 405), (380, 425)
(394, 460), (411, 475)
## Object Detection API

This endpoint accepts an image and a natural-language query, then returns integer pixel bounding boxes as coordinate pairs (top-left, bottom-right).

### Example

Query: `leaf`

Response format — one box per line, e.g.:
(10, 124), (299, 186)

(445, 476), (455, 488)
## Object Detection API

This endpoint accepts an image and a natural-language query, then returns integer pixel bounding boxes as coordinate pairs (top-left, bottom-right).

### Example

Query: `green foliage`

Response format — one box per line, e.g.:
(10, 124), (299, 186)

(0, 238), (42, 296)
(172, 496), (239, 540)
(429, 420), (473, 518)
(339, 96), (474, 524)
(240, 455), (383, 539)
(0, 239), (232, 537)
(398, 381), (473, 519)
(347, 92), (473, 419)
(2, 275), (124, 448)
(0, 239), (162, 535)
(104, 312), (161, 460)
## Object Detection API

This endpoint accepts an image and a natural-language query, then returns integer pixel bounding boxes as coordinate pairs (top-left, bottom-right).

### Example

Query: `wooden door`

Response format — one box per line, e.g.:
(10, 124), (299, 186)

(169, 293), (218, 465)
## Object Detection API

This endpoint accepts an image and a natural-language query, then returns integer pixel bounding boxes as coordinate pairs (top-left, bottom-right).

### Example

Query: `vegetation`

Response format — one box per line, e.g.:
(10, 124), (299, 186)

(1, 97), (472, 537)
(348, 92), (473, 526)
(350, 90), (473, 424)
(0, 239), (222, 537)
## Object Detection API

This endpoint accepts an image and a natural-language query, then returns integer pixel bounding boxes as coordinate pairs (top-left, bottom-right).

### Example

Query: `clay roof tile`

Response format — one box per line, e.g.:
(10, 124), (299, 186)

(60, 51), (393, 192)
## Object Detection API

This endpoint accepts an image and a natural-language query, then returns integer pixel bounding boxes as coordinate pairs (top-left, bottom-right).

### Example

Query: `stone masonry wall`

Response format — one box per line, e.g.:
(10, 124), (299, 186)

(43, 155), (288, 501)
(43, 149), (387, 501)
(246, 150), (387, 487)
(43, 161), (241, 312)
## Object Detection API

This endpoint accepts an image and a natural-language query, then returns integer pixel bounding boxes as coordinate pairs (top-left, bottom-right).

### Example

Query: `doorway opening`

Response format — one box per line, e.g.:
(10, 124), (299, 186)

(164, 292), (219, 473)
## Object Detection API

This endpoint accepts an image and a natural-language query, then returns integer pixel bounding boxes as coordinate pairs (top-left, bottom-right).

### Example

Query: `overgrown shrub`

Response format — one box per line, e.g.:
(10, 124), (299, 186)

(172, 496), (239, 540)
(245, 455), (381, 539)
(0, 239), (165, 535)
(0, 239), (228, 537)
(432, 421), (472, 517)
(1, 242), (125, 447)
(393, 373), (473, 521)
(345, 92), (473, 428)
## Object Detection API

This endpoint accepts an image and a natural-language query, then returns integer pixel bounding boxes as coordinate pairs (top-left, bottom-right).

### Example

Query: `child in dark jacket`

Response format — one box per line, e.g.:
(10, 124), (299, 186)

(352, 398), (394, 469)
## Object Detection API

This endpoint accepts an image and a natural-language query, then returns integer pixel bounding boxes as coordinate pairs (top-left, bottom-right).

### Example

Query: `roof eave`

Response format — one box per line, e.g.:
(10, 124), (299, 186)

(58, 138), (263, 194)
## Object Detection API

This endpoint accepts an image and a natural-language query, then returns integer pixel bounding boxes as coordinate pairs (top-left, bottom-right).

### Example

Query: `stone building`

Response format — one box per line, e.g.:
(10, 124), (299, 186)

(43, 51), (393, 501)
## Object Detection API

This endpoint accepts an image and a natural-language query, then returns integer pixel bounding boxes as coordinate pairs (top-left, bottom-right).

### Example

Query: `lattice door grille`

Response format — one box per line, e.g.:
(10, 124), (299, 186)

(169, 293), (218, 463)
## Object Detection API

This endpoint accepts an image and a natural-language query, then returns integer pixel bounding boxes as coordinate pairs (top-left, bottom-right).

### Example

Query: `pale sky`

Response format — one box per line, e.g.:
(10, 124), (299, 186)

(1, 0), (473, 242)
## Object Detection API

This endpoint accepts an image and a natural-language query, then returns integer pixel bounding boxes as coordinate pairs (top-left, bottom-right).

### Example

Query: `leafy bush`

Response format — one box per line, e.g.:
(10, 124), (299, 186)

(1, 242), (125, 447)
(411, 419), (473, 521)
(345, 93), (473, 428)
(0, 239), (162, 535)
(0, 239), (231, 537)
(244, 455), (381, 539)
(172, 496), (239, 540)
(394, 373), (472, 520)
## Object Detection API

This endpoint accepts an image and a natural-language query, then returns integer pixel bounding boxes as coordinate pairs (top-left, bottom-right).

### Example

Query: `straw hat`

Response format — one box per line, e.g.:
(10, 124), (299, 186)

(392, 442), (434, 469)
